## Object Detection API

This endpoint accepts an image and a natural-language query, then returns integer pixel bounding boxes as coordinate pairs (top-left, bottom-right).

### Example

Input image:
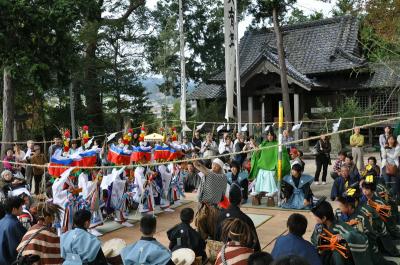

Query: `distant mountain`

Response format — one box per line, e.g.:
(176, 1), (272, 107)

(140, 77), (196, 102)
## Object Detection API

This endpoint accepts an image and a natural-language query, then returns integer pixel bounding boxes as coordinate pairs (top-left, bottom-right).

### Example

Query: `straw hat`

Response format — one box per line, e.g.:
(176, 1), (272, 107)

(171, 248), (195, 265)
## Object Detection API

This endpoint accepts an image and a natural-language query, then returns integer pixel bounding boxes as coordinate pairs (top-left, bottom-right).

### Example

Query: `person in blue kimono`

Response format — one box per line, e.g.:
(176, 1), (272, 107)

(226, 161), (249, 203)
(61, 209), (108, 265)
(121, 214), (173, 265)
(0, 196), (26, 265)
(272, 213), (321, 265)
(281, 164), (314, 209)
(330, 165), (359, 201)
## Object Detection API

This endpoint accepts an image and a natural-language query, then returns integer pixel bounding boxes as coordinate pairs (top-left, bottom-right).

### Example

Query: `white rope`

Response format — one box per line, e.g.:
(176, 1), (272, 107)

(2, 116), (399, 170)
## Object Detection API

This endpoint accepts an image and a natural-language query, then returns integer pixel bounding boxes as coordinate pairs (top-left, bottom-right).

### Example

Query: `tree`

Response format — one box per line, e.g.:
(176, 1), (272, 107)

(0, 0), (80, 155)
(286, 7), (323, 25)
(250, 0), (296, 123)
(77, 0), (146, 132)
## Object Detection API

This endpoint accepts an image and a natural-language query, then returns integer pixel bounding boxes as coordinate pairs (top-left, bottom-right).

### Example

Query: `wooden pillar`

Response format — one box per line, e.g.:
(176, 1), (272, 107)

(294, 93), (300, 140)
(248, 96), (254, 135)
(261, 96), (265, 131)
(368, 94), (373, 145)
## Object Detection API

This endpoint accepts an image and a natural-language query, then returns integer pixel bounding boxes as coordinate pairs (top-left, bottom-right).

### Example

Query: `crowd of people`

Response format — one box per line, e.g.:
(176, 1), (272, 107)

(0, 123), (398, 265)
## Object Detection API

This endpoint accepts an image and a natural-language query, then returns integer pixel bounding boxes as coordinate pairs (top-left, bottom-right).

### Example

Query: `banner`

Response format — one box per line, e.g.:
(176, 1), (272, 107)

(224, 0), (236, 120)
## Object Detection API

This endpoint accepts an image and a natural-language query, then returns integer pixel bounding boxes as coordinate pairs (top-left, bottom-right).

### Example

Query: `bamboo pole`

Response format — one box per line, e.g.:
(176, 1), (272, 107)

(277, 101), (283, 206)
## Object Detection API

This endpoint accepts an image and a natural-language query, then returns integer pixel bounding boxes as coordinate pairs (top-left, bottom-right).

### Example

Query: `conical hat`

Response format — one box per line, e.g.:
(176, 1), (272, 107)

(171, 248), (195, 265)
(102, 238), (127, 258)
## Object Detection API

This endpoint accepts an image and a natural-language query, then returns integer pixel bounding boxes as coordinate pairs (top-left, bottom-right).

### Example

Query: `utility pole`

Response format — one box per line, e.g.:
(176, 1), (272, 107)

(69, 81), (76, 139)
(179, 0), (187, 137)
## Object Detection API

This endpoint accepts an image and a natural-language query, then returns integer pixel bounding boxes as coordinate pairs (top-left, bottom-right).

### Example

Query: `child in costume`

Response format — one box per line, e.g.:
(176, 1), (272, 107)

(336, 189), (400, 260)
(360, 179), (400, 239)
(281, 163), (314, 209)
(78, 170), (104, 236)
(157, 164), (174, 212)
(168, 163), (186, 207)
(311, 198), (373, 265)
(133, 164), (156, 214)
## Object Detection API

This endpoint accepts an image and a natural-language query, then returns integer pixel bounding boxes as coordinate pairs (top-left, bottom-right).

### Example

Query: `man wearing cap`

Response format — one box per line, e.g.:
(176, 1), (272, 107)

(215, 184), (261, 251)
(193, 158), (227, 206)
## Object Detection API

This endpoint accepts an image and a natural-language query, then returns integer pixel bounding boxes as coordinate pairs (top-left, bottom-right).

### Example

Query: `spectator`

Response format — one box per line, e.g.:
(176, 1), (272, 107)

(281, 164), (314, 209)
(289, 148), (305, 171)
(379, 126), (392, 151)
(48, 137), (62, 160)
(219, 135), (234, 154)
(17, 202), (63, 265)
(248, 252), (274, 265)
(331, 165), (359, 201)
(314, 135), (331, 185)
(226, 161), (249, 203)
(24, 140), (35, 188)
(192, 131), (202, 154)
(122, 214), (172, 265)
(0, 196), (27, 265)
(193, 158), (227, 206)
(183, 162), (201, 192)
(344, 155), (361, 180)
(3, 148), (15, 172)
(216, 184), (260, 251)
(381, 135), (399, 197)
(181, 136), (193, 157)
(0, 170), (26, 198)
(271, 213), (321, 265)
(13, 144), (26, 175)
(167, 208), (206, 261)
(200, 133), (218, 157)
(350, 127), (365, 171)
(330, 150), (347, 180)
(282, 129), (295, 152)
(61, 209), (108, 265)
(234, 134), (247, 165)
(215, 218), (254, 265)
(29, 145), (47, 195)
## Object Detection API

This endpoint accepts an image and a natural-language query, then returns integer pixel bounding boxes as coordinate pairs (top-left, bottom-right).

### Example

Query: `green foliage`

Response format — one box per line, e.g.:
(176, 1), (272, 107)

(249, 0), (297, 25)
(286, 7), (324, 25)
(314, 96), (375, 142)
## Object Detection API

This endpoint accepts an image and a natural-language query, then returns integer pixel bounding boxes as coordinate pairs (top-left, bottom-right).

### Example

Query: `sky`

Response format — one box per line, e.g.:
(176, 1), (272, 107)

(146, 0), (338, 38)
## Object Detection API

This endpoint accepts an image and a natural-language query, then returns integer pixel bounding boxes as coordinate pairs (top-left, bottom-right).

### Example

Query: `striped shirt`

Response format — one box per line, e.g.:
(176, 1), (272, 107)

(215, 242), (253, 265)
(17, 224), (62, 265)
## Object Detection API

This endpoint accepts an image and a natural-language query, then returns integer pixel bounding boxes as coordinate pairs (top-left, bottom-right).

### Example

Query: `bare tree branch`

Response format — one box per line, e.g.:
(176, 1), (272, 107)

(102, 0), (145, 24)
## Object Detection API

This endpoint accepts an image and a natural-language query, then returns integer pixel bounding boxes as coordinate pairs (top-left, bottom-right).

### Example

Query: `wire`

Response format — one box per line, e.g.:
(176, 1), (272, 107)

(5, 115), (399, 170)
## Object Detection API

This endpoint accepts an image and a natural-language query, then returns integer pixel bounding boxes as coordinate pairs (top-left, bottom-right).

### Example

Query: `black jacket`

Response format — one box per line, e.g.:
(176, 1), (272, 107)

(167, 222), (207, 260)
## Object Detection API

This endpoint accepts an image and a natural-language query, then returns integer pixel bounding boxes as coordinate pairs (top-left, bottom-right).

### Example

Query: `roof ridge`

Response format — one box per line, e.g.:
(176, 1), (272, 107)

(250, 15), (354, 34)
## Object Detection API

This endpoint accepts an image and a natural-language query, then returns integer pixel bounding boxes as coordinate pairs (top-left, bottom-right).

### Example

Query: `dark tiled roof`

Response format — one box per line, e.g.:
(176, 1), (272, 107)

(188, 83), (224, 100)
(210, 15), (366, 82)
(361, 62), (400, 88)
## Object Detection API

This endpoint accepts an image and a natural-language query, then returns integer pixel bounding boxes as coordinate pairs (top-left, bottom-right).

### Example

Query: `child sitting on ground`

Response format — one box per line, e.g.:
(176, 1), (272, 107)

(121, 214), (173, 265)
(167, 208), (207, 261)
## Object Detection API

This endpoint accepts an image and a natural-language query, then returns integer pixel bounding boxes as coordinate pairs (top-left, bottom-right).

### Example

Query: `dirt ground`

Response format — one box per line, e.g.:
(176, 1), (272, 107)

(100, 154), (377, 253)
